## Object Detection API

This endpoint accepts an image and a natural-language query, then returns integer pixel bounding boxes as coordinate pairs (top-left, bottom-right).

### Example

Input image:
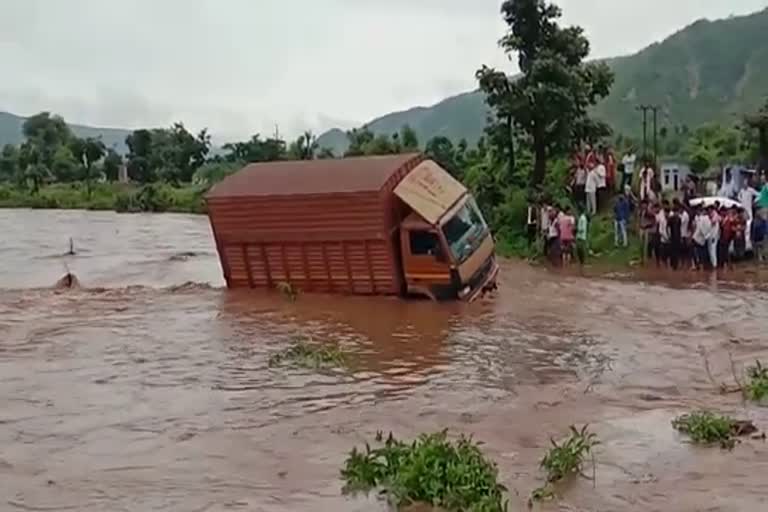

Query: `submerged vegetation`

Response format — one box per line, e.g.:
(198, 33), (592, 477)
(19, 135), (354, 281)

(341, 430), (508, 512)
(744, 361), (768, 403)
(672, 411), (757, 450)
(268, 338), (349, 371)
(530, 425), (599, 504)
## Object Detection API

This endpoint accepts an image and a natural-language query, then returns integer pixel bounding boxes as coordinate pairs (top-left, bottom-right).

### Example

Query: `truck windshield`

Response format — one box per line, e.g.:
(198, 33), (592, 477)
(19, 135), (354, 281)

(441, 197), (489, 263)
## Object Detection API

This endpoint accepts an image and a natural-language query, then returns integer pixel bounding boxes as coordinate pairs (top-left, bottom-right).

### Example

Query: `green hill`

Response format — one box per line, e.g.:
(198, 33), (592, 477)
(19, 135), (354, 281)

(318, 7), (768, 154)
(0, 111), (132, 153)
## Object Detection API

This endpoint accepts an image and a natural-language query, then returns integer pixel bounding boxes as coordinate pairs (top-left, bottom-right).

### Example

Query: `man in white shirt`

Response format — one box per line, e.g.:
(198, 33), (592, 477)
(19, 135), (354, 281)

(656, 201), (670, 266)
(708, 206), (721, 269)
(678, 202), (691, 265)
(595, 158), (607, 211)
(585, 167), (598, 215)
(621, 149), (637, 191)
(738, 180), (759, 220)
(719, 169), (736, 200)
(639, 162), (656, 203)
(692, 207), (712, 270)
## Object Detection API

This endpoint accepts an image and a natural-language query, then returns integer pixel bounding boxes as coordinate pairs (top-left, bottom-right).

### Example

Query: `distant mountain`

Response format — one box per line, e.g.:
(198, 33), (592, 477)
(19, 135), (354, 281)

(0, 111), (132, 153)
(317, 7), (768, 154)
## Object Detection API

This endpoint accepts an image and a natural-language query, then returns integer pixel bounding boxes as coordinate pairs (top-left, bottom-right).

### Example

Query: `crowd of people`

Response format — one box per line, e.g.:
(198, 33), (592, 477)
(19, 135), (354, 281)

(527, 143), (768, 271)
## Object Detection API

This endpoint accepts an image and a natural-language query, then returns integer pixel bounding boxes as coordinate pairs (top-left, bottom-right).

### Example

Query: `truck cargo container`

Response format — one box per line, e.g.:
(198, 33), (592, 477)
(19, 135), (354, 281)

(205, 153), (499, 301)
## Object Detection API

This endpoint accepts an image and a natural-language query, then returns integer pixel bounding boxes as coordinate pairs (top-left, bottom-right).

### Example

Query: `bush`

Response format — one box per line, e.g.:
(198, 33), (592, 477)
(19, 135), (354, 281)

(671, 411), (756, 450)
(341, 430), (508, 512)
(744, 361), (768, 402)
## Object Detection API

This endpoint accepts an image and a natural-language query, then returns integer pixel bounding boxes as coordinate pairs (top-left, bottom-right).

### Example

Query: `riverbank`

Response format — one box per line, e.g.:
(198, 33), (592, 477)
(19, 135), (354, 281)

(495, 212), (642, 269)
(0, 182), (206, 214)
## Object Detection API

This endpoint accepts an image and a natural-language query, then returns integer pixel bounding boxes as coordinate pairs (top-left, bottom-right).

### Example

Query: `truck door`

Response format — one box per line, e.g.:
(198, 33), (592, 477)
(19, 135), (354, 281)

(401, 228), (453, 300)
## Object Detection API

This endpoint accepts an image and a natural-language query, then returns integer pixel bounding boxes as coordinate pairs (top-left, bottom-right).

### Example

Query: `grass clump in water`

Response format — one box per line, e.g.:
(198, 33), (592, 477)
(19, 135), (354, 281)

(671, 411), (759, 450)
(268, 337), (348, 371)
(744, 361), (768, 402)
(530, 425), (599, 504)
(341, 430), (508, 512)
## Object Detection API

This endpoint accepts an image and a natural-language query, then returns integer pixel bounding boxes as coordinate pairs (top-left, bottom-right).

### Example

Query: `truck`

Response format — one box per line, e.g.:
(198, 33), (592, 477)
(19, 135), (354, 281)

(204, 153), (499, 301)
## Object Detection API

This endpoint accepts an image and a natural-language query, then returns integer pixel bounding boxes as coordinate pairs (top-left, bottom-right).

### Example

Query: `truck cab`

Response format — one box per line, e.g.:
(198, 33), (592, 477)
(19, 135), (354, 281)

(394, 163), (499, 301)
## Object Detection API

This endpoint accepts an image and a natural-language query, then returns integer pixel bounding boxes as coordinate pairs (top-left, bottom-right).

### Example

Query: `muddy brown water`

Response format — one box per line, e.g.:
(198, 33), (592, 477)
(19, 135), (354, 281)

(2, 209), (768, 512)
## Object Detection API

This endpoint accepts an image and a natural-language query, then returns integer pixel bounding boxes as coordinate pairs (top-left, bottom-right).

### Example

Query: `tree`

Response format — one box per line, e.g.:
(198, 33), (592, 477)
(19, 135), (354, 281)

(745, 100), (768, 171)
(345, 127), (375, 157)
(51, 145), (80, 182)
(0, 145), (19, 182)
(477, 0), (614, 187)
(22, 112), (73, 172)
(18, 142), (48, 193)
(71, 137), (106, 195)
(126, 129), (155, 182)
(425, 136), (460, 179)
(400, 125), (419, 151)
(288, 131), (318, 160)
(222, 134), (286, 163)
(102, 149), (123, 182)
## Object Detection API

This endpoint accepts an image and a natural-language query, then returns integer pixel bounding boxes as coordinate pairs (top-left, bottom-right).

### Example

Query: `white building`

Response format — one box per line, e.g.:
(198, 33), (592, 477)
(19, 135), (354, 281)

(660, 161), (692, 192)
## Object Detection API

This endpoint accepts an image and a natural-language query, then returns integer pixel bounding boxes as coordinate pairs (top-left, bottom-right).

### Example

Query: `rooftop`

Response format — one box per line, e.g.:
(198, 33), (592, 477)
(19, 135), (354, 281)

(205, 153), (423, 199)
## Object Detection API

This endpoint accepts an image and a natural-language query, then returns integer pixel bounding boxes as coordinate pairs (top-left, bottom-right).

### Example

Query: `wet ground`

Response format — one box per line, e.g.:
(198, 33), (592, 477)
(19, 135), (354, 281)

(1, 209), (768, 511)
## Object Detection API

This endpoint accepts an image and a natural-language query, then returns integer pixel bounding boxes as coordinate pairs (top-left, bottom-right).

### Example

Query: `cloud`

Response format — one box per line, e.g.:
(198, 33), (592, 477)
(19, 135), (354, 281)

(1, 0), (766, 139)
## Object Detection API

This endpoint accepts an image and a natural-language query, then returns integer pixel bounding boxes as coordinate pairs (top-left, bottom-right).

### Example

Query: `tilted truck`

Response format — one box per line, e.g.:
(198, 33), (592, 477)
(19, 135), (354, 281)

(204, 153), (499, 301)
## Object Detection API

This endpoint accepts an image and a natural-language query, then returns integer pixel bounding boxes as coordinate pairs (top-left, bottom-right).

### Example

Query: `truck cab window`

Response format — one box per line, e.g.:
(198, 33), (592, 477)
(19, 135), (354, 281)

(409, 230), (440, 256)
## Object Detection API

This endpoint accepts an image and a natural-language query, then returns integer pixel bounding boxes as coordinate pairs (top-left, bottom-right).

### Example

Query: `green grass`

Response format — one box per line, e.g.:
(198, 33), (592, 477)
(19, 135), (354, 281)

(268, 337), (349, 371)
(672, 411), (748, 450)
(341, 430), (508, 512)
(530, 425), (599, 503)
(0, 182), (207, 214)
(744, 361), (768, 402)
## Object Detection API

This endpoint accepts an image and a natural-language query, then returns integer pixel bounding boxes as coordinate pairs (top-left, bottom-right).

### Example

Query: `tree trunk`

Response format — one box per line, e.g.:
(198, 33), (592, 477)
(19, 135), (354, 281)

(505, 115), (516, 181)
(530, 120), (547, 187)
(86, 164), (92, 198)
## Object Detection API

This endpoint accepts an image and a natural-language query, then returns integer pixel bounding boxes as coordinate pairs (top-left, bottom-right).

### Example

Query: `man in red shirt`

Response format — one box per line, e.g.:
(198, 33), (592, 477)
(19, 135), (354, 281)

(584, 143), (597, 171)
(719, 207), (737, 269)
(603, 146), (617, 192)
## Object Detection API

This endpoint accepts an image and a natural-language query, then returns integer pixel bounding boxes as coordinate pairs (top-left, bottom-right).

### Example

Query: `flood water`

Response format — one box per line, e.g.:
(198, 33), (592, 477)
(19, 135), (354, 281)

(2, 208), (768, 511)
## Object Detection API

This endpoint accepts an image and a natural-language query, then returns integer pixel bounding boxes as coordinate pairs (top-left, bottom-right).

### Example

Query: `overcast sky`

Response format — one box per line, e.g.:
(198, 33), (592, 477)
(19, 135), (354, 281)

(1, 0), (767, 142)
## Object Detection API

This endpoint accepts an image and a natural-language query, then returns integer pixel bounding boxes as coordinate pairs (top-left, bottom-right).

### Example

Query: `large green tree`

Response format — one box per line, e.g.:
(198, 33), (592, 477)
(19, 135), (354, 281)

(222, 134), (286, 163)
(70, 137), (106, 195)
(102, 149), (123, 182)
(477, 0), (614, 187)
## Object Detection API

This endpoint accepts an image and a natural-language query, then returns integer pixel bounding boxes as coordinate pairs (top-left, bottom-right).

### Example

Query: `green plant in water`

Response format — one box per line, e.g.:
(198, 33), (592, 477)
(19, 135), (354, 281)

(672, 411), (745, 450)
(268, 337), (348, 370)
(530, 425), (599, 504)
(744, 361), (768, 402)
(341, 430), (508, 512)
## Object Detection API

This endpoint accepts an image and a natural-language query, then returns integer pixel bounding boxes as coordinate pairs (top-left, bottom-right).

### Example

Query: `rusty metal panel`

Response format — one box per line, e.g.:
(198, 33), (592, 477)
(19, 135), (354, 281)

(206, 153), (422, 199)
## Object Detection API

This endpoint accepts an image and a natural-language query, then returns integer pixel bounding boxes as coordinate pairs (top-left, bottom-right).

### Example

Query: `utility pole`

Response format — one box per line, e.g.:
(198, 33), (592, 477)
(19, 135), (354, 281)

(637, 106), (648, 161)
(638, 104), (660, 166)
